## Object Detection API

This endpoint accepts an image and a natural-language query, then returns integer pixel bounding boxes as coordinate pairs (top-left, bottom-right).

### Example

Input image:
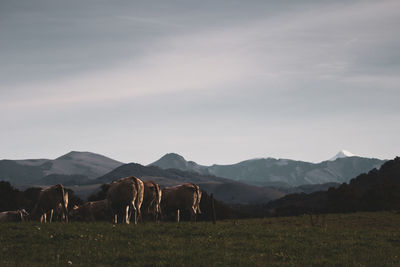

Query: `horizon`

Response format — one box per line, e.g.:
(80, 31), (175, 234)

(0, 149), (390, 166)
(1, 0), (399, 165)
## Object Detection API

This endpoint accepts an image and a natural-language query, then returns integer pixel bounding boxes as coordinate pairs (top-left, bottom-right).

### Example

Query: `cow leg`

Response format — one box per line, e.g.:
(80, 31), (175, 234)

(190, 207), (196, 222)
(49, 209), (54, 223)
(157, 209), (163, 223)
(109, 203), (118, 224)
(137, 209), (142, 223)
(110, 206), (117, 224)
(127, 204), (132, 223)
(124, 205), (130, 224)
(126, 206), (130, 223)
(176, 209), (180, 223)
(156, 212), (161, 223)
(139, 209), (143, 223)
(118, 209), (123, 224)
(63, 209), (68, 223)
(129, 203), (137, 224)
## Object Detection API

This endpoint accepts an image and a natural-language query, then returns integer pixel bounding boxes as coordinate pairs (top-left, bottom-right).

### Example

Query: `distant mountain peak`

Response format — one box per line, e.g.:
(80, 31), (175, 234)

(160, 153), (186, 161)
(149, 153), (210, 175)
(329, 150), (357, 161)
(49, 151), (124, 178)
(56, 151), (99, 160)
(150, 153), (187, 169)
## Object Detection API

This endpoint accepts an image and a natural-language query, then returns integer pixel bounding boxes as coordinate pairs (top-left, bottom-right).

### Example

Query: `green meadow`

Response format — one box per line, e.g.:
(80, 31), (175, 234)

(1, 212), (400, 266)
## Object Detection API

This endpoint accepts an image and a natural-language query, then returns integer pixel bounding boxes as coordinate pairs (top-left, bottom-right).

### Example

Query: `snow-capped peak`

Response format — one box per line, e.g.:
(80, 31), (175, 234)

(329, 150), (356, 161)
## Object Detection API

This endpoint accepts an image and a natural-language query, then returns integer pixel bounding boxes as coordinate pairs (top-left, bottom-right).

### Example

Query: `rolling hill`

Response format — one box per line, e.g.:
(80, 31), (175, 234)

(0, 151), (123, 185)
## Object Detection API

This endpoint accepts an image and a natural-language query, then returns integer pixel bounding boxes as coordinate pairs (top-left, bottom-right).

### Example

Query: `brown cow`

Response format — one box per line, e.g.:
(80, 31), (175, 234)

(0, 209), (28, 222)
(161, 183), (202, 222)
(106, 176), (144, 224)
(69, 200), (109, 221)
(142, 180), (162, 222)
(29, 184), (68, 223)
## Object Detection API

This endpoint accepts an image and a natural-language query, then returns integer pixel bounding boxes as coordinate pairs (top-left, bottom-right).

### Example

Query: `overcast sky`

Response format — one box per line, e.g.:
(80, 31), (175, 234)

(1, 0), (399, 165)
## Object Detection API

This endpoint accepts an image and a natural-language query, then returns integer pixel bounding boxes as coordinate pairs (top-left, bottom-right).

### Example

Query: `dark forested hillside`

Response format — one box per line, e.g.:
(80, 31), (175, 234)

(266, 157), (400, 216)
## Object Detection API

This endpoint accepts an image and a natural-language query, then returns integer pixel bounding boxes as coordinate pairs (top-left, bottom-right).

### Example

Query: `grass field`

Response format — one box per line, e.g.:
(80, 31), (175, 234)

(1, 212), (400, 266)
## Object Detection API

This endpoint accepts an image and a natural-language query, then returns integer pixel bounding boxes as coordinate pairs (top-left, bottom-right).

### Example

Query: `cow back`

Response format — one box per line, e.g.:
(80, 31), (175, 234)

(162, 184), (197, 213)
(107, 177), (138, 211)
(143, 181), (162, 215)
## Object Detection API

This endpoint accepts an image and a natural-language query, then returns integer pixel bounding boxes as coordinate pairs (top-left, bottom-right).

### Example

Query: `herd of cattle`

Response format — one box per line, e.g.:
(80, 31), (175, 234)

(0, 176), (202, 224)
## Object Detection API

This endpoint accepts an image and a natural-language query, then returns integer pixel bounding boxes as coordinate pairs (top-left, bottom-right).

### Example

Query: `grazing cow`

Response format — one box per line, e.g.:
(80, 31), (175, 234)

(69, 200), (109, 221)
(142, 180), (162, 222)
(0, 209), (28, 222)
(161, 183), (202, 222)
(106, 176), (143, 224)
(29, 184), (68, 223)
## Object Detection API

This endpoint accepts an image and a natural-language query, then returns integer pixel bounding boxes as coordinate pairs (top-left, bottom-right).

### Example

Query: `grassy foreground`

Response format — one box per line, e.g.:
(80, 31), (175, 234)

(1, 212), (400, 266)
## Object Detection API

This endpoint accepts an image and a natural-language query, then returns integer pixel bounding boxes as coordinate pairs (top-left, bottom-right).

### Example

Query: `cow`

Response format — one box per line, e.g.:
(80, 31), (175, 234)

(161, 183), (202, 222)
(0, 209), (28, 222)
(69, 200), (109, 222)
(29, 184), (68, 223)
(142, 180), (162, 222)
(106, 176), (144, 224)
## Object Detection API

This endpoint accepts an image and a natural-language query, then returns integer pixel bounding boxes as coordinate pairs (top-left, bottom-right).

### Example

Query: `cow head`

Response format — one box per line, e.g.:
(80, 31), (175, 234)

(68, 205), (80, 220)
(18, 209), (29, 221)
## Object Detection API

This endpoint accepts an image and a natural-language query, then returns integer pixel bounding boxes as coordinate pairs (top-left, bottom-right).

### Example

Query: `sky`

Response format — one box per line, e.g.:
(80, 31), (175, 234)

(1, 0), (399, 165)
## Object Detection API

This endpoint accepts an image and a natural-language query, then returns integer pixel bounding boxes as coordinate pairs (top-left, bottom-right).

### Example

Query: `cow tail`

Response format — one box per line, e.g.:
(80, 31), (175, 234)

(18, 210), (24, 222)
(195, 184), (201, 214)
(60, 185), (68, 223)
(155, 182), (162, 221)
(133, 177), (140, 204)
(132, 177), (140, 223)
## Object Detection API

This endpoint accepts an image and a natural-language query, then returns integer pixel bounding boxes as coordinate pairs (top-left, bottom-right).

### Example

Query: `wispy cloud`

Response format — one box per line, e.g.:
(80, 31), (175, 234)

(1, 0), (399, 163)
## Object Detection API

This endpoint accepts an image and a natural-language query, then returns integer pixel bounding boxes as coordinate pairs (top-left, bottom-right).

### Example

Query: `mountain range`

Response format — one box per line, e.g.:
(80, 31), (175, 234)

(0, 150), (387, 204)
(149, 151), (385, 187)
